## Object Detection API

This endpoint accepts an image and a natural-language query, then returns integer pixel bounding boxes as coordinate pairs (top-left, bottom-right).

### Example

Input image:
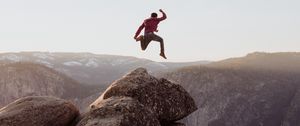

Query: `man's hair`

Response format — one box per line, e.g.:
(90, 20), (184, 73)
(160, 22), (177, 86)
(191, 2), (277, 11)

(151, 13), (158, 18)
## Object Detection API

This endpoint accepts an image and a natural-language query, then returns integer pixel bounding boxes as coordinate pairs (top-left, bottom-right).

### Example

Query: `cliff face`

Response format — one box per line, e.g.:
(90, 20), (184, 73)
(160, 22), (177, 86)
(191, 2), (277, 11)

(0, 62), (94, 108)
(163, 66), (300, 126)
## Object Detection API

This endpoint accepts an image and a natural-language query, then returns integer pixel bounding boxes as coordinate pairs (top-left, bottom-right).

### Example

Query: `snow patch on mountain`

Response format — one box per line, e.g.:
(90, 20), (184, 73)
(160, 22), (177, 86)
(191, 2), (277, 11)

(111, 59), (130, 66)
(85, 59), (99, 68)
(35, 60), (53, 68)
(0, 54), (22, 62)
(63, 61), (83, 66)
(33, 53), (54, 60)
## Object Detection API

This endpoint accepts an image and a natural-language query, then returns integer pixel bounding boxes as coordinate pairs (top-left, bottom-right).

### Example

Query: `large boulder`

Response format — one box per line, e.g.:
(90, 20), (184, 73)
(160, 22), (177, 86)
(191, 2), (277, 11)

(77, 96), (160, 126)
(91, 68), (197, 122)
(0, 96), (79, 126)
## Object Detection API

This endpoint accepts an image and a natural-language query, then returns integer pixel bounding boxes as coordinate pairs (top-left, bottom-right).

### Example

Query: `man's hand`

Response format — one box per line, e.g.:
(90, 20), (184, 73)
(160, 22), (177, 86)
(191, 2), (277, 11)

(158, 9), (167, 21)
(134, 36), (137, 40)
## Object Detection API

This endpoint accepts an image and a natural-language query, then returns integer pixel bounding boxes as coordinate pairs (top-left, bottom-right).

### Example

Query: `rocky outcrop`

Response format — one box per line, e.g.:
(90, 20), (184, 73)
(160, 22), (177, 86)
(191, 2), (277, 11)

(0, 68), (196, 126)
(0, 96), (79, 126)
(77, 96), (160, 126)
(89, 68), (197, 125)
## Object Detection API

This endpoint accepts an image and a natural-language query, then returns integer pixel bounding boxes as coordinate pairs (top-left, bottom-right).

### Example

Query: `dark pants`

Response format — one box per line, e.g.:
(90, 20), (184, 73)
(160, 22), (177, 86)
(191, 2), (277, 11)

(140, 33), (165, 53)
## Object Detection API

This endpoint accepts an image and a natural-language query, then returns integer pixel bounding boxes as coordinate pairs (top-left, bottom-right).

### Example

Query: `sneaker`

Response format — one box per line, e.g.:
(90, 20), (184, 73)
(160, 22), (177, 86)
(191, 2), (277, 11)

(136, 35), (144, 42)
(160, 53), (167, 59)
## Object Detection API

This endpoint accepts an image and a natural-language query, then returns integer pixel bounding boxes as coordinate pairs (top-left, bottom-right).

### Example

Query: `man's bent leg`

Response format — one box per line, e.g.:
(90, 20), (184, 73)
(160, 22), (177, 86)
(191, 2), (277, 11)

(152, 34), (164, 53)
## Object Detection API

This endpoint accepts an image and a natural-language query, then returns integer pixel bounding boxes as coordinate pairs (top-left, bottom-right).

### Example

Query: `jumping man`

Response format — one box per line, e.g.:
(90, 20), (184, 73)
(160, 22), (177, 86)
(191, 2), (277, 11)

(134, 9), (167, 59)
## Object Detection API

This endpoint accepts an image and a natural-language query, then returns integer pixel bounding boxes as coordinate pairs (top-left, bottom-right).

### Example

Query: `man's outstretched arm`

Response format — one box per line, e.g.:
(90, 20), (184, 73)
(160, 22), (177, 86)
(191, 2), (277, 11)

(134, 23), (145, 39)
(158, 9), (167, 21)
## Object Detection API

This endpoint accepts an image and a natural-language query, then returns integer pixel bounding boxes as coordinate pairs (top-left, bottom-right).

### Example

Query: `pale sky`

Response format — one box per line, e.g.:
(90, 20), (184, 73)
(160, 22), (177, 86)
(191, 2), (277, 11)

(0, 0), (299, 62)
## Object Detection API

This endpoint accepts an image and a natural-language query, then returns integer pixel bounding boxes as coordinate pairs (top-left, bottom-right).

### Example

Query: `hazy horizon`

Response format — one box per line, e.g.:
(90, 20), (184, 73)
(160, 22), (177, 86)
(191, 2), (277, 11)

(1, 51), (300, 63)
(1, 0), (299, 62)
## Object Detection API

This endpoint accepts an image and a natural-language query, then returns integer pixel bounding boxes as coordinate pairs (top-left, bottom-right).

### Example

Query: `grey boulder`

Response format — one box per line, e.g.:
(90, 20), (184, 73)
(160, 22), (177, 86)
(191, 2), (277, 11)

(0, 96), (79, 126)
(77, 96), (160, 126)
(91, 68), (197, 122)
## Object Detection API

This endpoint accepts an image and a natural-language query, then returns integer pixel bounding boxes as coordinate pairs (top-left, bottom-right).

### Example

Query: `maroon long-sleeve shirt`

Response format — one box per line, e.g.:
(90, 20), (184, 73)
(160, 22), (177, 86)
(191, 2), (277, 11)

(134, 12), (167, 38)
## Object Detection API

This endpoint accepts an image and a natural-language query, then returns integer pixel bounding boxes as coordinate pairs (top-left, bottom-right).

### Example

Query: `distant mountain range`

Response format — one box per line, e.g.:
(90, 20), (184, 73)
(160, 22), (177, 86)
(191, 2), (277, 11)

(0, 52), (209, 86)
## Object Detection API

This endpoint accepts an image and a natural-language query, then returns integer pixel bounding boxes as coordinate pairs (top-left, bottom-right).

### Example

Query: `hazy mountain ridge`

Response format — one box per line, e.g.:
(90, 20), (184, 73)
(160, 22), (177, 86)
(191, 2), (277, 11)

(162, 66), (300, 126)
(161, 52), (300, 126)
(0, 62), (96, 109)
(209, 52), (300, 73)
